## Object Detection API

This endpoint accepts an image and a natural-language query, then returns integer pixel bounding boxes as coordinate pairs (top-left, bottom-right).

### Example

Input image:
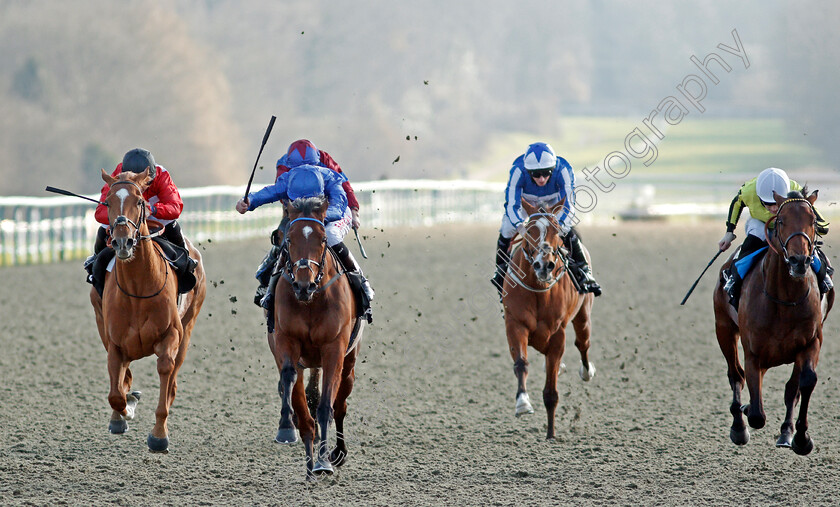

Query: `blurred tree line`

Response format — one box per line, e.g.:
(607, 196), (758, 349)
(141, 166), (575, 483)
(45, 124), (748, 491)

(0, 0), (835, 196)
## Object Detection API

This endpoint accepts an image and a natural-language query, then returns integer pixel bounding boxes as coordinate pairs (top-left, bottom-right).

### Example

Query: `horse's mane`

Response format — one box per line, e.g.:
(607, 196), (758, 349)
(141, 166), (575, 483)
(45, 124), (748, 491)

(787, 185), (811, 200)
(290, 196), (326, 216)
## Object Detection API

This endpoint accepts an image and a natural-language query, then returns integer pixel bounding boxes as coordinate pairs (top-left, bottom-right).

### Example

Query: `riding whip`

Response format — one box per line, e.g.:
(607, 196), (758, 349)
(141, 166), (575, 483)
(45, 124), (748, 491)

(45, 186), (105, 206)
(353, 227), (368, 259)
(680, 249), (725, 305)
(244, 115), (277, 199)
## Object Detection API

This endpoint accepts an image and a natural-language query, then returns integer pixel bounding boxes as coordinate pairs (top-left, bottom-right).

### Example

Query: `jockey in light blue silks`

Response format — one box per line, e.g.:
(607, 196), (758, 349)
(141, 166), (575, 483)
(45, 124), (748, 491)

(236, 165), (374, 326)
(491, 142), (601, 298)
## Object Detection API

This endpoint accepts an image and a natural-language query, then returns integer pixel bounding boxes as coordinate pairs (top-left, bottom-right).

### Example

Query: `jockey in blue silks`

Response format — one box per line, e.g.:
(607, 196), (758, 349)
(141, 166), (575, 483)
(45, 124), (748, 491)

(236, 164), (374, 325)
(491, 142), (601, 297)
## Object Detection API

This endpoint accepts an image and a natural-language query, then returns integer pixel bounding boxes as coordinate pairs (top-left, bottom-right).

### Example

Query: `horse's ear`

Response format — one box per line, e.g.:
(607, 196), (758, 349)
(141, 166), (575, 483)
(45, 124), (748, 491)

(101, 168), (116, 185)
(521, 199), (537, 217)
(773, 191), (785, 206)
(550, 197), (566, 216)
(807, 189), (819, 205)
(137, 167), (153, 188)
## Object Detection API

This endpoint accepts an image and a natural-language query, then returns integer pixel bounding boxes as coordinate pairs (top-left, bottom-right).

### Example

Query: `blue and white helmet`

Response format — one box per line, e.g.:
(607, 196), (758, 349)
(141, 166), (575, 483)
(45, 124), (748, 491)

(287, 165), (325, 201)
(523, 142), (557, 171)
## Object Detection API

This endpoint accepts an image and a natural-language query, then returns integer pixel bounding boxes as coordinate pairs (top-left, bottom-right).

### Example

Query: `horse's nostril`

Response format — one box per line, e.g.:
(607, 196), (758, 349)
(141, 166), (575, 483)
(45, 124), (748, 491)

(308, 283), (317, 293)
(547, 262), (555, 271)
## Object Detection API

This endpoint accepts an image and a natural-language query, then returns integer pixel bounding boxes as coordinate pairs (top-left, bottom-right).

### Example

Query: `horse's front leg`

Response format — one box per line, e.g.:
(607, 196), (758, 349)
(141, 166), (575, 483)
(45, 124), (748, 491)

(543, 336), (566, 440)
(571, 300), (595, 381)
(331, 350), (357, 467)
(777, 365), (802, 448)
(312, 345), (344, 475)
(714, 314), (747, 444)
(106, 344), (131, 434)
(506, 322), (533, 417)
(148, 328), (181, 453)
(792, 341), (821, 456)
(743, 355), (767, 430)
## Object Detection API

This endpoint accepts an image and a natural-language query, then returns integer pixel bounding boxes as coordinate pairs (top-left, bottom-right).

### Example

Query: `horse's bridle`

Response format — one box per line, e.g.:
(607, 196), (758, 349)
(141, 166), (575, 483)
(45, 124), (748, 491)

(765, 197), (818, 266)
(282, 217), (332, 289)
(510, 212), (568, 292)
(106, 179), (164, 244)
(107, 179), (168, 298)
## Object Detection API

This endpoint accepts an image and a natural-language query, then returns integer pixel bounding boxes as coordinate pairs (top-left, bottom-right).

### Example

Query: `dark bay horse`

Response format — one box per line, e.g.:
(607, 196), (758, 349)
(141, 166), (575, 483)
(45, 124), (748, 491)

(90, 168), (206, 452)
(502, 199), (596, 439)
(272, 196), (363, 478)
(714, 189), (833, 454)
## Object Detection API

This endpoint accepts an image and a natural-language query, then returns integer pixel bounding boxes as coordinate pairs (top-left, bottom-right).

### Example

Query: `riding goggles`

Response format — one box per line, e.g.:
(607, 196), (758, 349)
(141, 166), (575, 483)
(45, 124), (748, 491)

(528, 168), (553, 179)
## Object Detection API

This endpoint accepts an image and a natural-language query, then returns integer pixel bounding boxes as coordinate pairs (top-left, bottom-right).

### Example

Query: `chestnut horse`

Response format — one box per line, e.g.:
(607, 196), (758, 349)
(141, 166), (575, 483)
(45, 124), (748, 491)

(502, 199), (596, 439)
(714, 189), (833, 454)
(90, 168), (206, 452)
(272, 196), (363, 478)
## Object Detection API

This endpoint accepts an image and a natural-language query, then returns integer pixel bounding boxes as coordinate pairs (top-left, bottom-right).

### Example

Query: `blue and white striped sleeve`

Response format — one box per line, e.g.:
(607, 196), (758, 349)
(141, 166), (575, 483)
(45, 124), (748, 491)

(555, 160), (576, 229)
(504, 168), (527, 226)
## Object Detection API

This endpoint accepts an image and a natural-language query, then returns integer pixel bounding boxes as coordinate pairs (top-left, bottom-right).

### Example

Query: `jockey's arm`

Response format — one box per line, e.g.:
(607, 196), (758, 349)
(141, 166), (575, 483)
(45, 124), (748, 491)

(149, 170), (184, 220)
(324, 174), (348, 223)
(504, 168), (527, 227)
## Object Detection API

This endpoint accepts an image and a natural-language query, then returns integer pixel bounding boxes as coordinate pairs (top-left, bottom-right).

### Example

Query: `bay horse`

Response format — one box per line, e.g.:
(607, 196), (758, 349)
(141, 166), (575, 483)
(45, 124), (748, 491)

(90, 168), (206, 452)
(502, 199), (596, 439)
(714, 189), (833, 454)
(272, 196), (363, 478)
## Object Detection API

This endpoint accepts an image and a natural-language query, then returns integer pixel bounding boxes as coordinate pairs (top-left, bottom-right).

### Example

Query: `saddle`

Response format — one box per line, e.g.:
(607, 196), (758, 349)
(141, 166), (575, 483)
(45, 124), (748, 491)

(86, 238), (196, 297)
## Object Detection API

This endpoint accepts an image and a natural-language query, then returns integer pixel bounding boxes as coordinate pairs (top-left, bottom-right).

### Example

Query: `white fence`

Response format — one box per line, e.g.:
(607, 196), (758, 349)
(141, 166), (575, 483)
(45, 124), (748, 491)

(0, 180), (506, 266)
(3, 176), (839, 266)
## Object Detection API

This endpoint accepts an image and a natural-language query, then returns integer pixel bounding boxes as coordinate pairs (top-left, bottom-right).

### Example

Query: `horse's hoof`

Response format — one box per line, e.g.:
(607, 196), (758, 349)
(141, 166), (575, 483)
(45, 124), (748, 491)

(515, 393), (534, 417)
(740, 404), (749, 416)
(776, 432), (794, 448)
(275, 427), (298, 444)
(330, 448), (347, 467)
(792, 434), (814, 456)
(129, 390), (142, 402)
(579, 361), (596, 381)
(730, 426), (750, 445)
(108, 419), (128, 434)
(312, 458), (334, 475)
(147, 434), (169, 453)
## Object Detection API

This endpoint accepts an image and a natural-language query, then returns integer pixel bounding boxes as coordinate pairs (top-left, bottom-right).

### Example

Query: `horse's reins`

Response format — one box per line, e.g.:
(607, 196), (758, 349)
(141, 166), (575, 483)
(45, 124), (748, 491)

(509, 213), (568, 293)
(108, 179), (169, 299)
(281, 217), (346, 292)
(760, 197), (818, 306)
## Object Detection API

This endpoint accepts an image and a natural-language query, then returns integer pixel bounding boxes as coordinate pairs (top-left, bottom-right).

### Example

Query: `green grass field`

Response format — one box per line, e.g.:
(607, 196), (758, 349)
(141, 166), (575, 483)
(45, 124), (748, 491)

(471, 116), (826, 182)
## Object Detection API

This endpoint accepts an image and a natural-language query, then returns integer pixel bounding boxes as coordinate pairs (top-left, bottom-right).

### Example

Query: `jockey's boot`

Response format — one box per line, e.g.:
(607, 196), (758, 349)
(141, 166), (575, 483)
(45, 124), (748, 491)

(332, 241), (374, 323)
(261, 269), (283, 334)
(816, 248), (835, 296)
(722, 267), (742, 307)
(567, 232), (601, 296)
(491, 235), (512, 300)
(163, 221), (198, 274)
(255, 246), (281, 306)
(84, 227), (109, 282)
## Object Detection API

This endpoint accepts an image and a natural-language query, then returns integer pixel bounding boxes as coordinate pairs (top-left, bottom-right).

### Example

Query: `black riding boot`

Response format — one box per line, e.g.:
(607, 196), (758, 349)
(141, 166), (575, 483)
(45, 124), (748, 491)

(255, 246), (281, 306)
(84, 227), (109, 280)
(332, 241), (374, 323)
(491, 235), (512, 299)
(723, 234), (768, 307)
(816, 247), (834, 296)
(163, 221), (198, 273)
(262, 268), (283, 333)
(567, 231), (601, 296)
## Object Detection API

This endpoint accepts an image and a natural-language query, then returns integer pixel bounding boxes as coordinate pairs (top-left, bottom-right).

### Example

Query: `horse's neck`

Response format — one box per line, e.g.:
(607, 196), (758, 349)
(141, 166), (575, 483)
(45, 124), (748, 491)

(762, 250), (810, 298)
(115, 235), (165, 288)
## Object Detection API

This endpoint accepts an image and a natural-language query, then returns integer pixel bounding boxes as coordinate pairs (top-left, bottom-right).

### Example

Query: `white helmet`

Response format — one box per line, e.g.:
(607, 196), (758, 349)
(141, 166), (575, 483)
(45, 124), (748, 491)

(756, 167), (790, 203)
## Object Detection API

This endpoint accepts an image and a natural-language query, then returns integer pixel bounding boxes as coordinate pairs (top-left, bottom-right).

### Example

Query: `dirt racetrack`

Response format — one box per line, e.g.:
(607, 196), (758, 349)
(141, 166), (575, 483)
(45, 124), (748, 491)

(2, 221), (840, 506)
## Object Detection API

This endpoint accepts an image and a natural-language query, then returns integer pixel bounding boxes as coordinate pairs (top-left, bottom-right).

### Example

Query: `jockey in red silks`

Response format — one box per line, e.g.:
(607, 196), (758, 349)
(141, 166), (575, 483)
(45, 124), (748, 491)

(252, 140), (363, 304)
(85, 148), (197, 272)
